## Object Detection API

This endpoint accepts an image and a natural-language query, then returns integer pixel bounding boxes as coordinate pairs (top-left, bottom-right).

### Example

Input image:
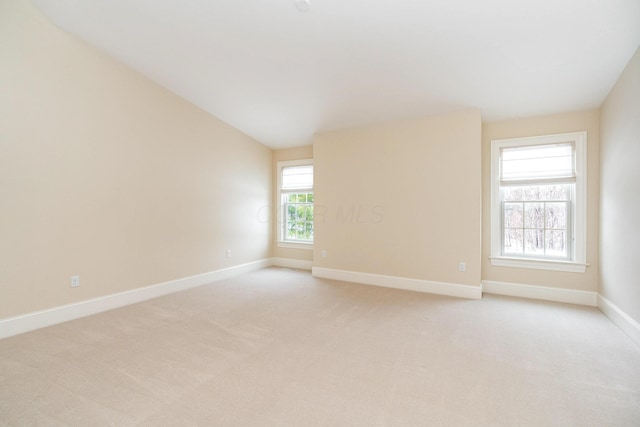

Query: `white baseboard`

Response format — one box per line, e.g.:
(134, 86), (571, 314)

(271, 257), (313, 271)
(597, 295), (640, 347)
(9, 256), (633, 347)
(482, 280), (597, 306)
(312, 267), (482, 300)
(0, 259), (271, 340)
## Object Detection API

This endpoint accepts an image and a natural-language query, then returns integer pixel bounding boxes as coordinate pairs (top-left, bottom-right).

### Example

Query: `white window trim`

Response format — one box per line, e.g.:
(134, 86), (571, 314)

(276, 159), (314, 250)
(277, 241), (313, 250)
(490, 132), (587, 273)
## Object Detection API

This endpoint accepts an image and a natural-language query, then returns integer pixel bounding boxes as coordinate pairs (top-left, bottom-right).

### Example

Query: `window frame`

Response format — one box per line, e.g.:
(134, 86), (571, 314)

(276, 159), (314, 250)
(490, 132), (587, 273)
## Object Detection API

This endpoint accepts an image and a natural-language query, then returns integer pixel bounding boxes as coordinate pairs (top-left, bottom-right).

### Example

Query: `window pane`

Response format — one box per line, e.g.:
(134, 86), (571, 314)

(523, 186), (542, 201)
(504, 229), (524, 255)
(546, 230), (568, 257)
(524, 229), (545, 255)
(501, 184), (572, 259)
(540, 185), (569, 201)
(524, 203), (544, 228)
(503, 187), (524, 202)
(504, 203), (523, 228)
(504, 185), (569, 202)
(283, 191), (313, 242)
(287, 228), (296, 239)
(546, 202), (567, 229)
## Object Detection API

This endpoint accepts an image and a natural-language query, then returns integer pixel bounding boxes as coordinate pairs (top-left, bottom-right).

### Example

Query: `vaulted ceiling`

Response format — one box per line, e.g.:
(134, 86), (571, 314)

(33, 0), (640, 149)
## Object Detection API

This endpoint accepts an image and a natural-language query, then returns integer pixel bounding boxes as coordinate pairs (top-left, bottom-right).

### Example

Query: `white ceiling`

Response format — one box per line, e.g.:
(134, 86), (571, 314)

(33, 0), (640, 149)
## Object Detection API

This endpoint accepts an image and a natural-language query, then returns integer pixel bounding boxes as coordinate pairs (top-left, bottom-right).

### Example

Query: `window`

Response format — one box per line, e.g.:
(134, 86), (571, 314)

(490, 132), (587, 272)
(277, 159), (313, 249)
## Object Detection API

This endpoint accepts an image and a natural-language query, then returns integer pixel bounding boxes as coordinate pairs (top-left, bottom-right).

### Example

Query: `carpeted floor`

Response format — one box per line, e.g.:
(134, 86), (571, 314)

(1, 267), (639, 426)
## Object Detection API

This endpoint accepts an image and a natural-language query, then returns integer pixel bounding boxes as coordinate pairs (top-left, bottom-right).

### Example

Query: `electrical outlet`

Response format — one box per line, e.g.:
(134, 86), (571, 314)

(71, 275), (80, 288)
(321, 249), (327, 258)
(458, 262), (466, 272)
(226, 249), (232, 258)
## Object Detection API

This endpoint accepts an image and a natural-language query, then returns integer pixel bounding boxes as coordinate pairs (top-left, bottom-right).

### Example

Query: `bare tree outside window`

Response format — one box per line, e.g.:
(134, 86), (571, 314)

(491, 132), (586, 272)
(503, 185), (569, 258)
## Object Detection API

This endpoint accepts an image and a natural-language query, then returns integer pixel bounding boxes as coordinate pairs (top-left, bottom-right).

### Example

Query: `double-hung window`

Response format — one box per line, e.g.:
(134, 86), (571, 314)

(490, 132), (587, 272)
(277, 159), (314, 249)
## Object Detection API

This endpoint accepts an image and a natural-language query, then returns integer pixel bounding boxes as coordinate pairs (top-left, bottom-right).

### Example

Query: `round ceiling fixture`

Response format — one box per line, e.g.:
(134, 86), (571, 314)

(295, 0), (311, 12)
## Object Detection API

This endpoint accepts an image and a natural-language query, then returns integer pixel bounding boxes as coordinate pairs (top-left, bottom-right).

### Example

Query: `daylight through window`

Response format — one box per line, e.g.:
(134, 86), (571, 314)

(490, 132), (587, 272)
(500, 143), (574, 259)
(278, 160), (314, 246)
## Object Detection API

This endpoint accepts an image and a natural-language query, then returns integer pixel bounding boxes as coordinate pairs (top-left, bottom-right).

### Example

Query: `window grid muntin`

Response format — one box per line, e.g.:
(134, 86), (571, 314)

(501, 186), (572, 260)
(490, 132), (586, 273)
(282, 191), (313, 242)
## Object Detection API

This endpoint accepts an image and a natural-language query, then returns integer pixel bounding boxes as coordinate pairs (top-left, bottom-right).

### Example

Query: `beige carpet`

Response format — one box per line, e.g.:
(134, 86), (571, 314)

(0, 267), (639, 426)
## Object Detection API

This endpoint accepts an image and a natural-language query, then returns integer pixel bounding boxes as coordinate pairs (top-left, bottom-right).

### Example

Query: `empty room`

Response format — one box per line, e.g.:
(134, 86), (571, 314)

(1, 0), (639, 425)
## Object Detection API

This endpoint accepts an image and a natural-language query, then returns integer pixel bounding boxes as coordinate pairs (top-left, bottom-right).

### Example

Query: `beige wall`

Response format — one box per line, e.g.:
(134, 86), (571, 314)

(481, 110), (600, 291)
(313, 110), (482, 287)
(3, 0), (633, 324)
(600, 47), (640, 323)
(272, 145), (314, 262)
(0, 0), (272, 319)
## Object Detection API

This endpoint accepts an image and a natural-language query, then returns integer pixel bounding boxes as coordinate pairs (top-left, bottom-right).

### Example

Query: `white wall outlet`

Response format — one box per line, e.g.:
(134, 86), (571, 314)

(226, 249), (232, 258)
(321, 249), (327, 258)
(70, 275), (80, 288)
(458, 262), (466, 272)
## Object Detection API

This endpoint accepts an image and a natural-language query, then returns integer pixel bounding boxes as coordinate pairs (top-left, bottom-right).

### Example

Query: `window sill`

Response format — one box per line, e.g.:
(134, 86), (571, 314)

(277, 241), (314, 250)
(490, 256), (588, 273)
